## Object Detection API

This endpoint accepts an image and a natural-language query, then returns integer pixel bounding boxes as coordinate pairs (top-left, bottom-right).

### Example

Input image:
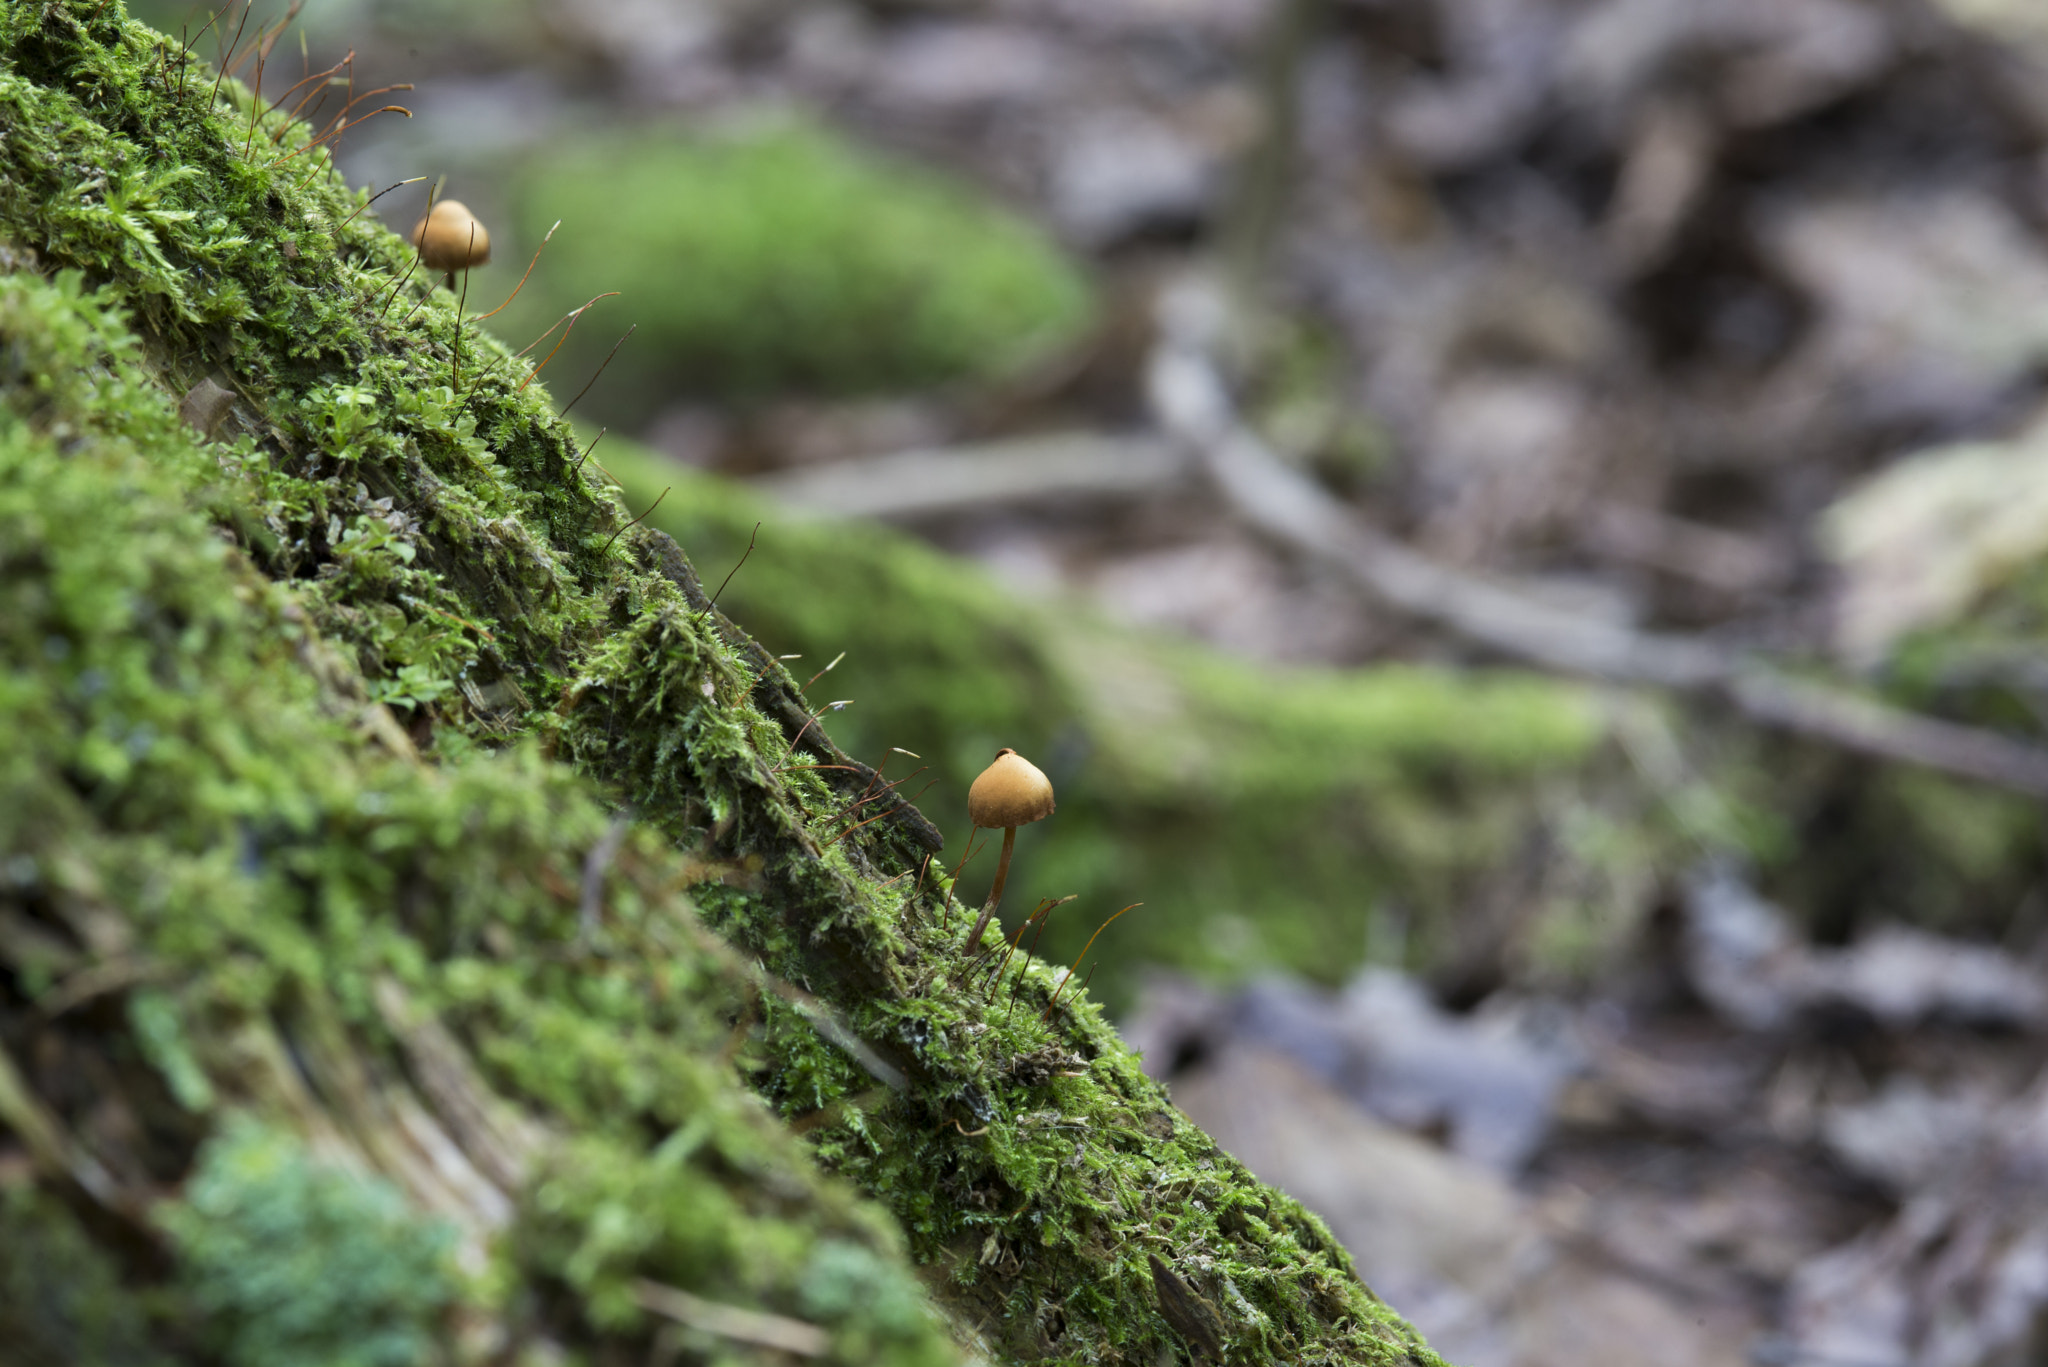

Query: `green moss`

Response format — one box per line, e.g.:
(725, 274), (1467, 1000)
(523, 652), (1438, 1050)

(159, 1120), (460, 1367)
(0, 8), (1450, 1363)
(0, 265), (955, 1366)
(500, 118), (1096, 417)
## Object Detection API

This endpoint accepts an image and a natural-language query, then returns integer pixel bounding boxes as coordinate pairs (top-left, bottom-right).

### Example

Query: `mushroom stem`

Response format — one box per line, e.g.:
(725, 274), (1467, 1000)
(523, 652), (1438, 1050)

(964, 825), (1017, 953)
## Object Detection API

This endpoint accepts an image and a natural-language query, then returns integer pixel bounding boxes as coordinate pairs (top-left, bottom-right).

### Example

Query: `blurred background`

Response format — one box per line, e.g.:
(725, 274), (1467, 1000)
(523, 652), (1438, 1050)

(136, 0), (2048, 1361)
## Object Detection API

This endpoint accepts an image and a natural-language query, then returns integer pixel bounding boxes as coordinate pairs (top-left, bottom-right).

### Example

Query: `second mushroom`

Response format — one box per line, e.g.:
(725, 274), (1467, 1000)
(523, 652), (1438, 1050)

(962, 747), (1055, 953)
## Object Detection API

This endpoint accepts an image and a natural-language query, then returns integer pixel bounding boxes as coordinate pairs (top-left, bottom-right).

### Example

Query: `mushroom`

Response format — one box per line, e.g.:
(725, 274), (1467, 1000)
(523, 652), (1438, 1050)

(410, 198), (490, 291)
(962, 747), (1055, 953)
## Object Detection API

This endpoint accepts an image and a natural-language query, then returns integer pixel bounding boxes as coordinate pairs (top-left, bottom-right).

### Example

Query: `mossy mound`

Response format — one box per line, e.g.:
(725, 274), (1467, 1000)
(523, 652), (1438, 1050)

(0, 6), (1444, 1364)
(0, 265), (956, 1367)
(496, 119), (1095, 421)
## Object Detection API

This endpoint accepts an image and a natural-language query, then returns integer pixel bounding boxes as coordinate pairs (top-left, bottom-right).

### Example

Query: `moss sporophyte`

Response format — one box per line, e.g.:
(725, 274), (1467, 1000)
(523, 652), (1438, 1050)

(0, 4), (1454, 1362)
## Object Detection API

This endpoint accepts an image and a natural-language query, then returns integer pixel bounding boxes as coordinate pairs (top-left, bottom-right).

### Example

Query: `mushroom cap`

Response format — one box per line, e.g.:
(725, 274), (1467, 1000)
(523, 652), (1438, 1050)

(967, 748), (1055, 829)
(410, 199), (491, 272)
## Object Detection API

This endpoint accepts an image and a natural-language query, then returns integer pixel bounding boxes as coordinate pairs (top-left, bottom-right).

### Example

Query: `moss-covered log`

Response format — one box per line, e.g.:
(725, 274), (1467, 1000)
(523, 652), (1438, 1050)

(0, 5), (1444, 1363)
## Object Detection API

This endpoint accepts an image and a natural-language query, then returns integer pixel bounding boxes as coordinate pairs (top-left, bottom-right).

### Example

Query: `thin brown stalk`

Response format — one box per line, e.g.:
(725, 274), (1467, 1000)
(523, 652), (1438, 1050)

(707, 521), (759, 612)
(375, 179), (437, 318)
(471, 220), (558, 322)
(227, 2), (291, 78)
(962, 827), (1016, 959)
(255, 2), (303, 68)
(299, 47), (354, 134)
(1006, 902), (1062, 1024)
(375, 181), (434, 318)
(1041, 904), (1141, 1022)
(290, 49), (353, 133)
(841, 746), (893, 814)
(992, 895), (1074, 1005)
(598, 486), (669, 557)
(338, 176), (426, 232)
(906, 851), (934, 920)
(310, 81), (416, 143)
(988, 900), (1048, 1003)
(208, 0), (253, 109)
(827, 767), (929, 830)
(570, 426), (607, 474)
(292, 155), (331, 196)
(777, 709), (831, 767)
(937, 828), (989, 922)
(803, 652), (846, 691)
(271, 103), (411, 167)
(517, 293), (619, 392)
(242, 44), (265, 157)
(289, 69), (414, 158)
(826, 802), (913, 849)
(285, 69), (342, 133)
(376, 249), (422, 319)
(267, 49), (348, 123)
(179, 9), (229, 105)
(560, 324), (635, 419)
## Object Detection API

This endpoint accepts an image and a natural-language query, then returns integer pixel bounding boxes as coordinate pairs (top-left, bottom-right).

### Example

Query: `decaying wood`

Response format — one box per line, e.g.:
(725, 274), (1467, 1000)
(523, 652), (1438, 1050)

(1150, 1251), (1228, 1362)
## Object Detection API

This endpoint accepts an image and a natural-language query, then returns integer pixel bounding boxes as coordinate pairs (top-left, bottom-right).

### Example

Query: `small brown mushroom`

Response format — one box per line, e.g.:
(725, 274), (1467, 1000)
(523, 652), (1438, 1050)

(410, 198), (490, 290)
(962, 747), (1055, 952)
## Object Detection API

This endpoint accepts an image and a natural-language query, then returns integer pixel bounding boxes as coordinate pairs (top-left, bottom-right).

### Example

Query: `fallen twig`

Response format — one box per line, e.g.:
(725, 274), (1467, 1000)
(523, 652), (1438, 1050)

(1146, 277), (2048, 799)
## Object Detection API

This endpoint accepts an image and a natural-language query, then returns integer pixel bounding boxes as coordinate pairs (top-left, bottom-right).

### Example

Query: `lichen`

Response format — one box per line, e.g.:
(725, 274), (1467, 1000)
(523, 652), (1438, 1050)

(0, 6), (1448, 1364)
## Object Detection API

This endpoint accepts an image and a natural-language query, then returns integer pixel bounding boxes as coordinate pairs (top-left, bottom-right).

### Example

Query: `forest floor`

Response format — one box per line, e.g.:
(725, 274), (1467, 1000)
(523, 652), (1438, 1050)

(121, 0), (2048, 1360)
